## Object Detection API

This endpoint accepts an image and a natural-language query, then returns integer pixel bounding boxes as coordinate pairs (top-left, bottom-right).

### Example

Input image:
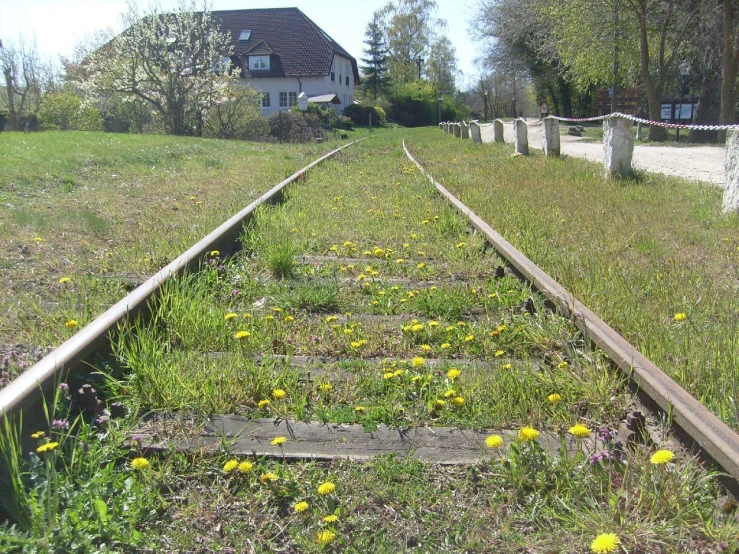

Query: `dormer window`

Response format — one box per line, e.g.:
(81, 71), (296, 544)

(239, 30), (252, 41)
(249, 55), (270, 70)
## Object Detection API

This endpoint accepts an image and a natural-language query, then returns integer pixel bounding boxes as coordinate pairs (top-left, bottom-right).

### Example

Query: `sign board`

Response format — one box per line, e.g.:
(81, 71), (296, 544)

(676, 103), (693, 120)
(298, 92), (308, 111)
(661, 104), (672, 120)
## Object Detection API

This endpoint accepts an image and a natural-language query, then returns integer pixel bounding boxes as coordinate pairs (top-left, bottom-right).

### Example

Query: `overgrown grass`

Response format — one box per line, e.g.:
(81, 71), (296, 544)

(405, 127), (739, 429)
(0, 131), (340, 380)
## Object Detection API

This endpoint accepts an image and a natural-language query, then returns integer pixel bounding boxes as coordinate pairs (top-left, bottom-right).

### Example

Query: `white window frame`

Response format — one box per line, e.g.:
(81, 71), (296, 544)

(249, 55), (270, 71)
(261, 92), (271, 108)
(288, 92), (298, 107)
(279, 92), (288, 108)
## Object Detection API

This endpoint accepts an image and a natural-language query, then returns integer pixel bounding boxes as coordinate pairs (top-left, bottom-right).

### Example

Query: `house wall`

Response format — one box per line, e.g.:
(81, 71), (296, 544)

(243, 54), (355, 117)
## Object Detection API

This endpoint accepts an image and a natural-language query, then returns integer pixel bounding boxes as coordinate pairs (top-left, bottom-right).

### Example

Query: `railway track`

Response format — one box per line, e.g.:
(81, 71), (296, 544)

(1, 135), (738, 551)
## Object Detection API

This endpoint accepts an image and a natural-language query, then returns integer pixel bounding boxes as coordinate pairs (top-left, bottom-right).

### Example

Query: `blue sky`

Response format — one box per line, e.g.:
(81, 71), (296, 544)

(0, 0), (484, 89)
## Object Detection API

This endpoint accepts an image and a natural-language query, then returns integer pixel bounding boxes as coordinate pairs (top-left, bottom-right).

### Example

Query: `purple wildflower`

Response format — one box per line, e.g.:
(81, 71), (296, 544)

(58, 383), (69, 392)
(51, 419), (70, 430)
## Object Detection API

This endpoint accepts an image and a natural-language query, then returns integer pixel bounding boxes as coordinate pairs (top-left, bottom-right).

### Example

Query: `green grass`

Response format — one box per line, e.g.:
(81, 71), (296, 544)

(405, 127), (739, 429)
(1, 131), (737, 553)
(0, 131), (345, 379)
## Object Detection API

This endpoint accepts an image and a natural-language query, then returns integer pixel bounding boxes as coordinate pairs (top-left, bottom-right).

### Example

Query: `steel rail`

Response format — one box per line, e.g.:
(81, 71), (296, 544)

(0, 139), (363, 422)
(403, 140), (739, 486)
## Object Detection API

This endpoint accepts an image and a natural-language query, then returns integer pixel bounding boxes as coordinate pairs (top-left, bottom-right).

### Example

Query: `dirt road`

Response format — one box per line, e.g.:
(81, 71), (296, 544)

(486, 122), (727, 187)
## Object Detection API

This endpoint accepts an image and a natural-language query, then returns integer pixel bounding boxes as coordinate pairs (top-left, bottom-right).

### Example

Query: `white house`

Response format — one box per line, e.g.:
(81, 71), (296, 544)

(213, 8), (359, 116)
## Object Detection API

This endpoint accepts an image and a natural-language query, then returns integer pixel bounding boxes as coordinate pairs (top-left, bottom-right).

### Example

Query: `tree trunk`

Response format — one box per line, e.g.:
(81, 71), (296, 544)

(638, 0), (668, 141)
(719, 0), (738, 142)
(689, 45), (721, 143)
(3, 68), (19, 131)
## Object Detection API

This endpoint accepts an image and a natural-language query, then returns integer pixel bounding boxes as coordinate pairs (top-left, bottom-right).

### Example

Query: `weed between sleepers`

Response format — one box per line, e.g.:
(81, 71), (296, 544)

(1, 133), (737, 552)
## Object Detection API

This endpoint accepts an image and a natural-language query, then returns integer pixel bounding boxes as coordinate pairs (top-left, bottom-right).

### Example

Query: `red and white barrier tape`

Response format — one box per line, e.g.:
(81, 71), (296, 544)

(547, 112), (739, 131)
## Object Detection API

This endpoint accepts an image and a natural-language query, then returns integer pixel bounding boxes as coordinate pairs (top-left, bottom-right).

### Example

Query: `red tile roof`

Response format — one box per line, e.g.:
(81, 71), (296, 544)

(212, 7), (359, 81)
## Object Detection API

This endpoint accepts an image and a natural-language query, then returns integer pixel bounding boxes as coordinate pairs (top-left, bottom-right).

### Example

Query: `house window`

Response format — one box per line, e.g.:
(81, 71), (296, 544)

(331, 72), (335, 82)
(261, 92), (271, 108)
(279, 92), (288, 108)
(249, 55), (270, 70)
(345, 76), (349, 86)
(289, 92), (297, 107)
(239, 30), (252, 41)
(339, 74), (342, 85)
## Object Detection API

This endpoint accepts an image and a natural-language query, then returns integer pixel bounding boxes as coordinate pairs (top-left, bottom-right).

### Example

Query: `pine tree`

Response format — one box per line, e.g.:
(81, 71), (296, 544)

(360, 16), (390, 100)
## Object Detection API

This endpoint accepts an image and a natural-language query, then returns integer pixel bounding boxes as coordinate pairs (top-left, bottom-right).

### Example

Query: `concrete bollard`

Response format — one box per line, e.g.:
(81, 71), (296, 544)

(461, 122), (470, 140)
(493, 119), (505, 143)
(453, 124), (461, 138)
(602, 115), (634, 178)
(542, 118), (560, 157)
(723, 130), (739, 213)
(636, 122), (643, 140)
(512, 119), (529, 155)
(470, 122), (482, 143)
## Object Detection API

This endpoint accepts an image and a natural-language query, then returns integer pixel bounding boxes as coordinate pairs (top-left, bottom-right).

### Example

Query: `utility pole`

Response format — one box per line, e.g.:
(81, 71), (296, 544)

(611, 0), (619, 113)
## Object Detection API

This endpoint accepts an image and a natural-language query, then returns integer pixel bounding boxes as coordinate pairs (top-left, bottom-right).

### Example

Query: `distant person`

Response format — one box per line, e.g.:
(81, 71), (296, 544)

(540, 101), (549, 120)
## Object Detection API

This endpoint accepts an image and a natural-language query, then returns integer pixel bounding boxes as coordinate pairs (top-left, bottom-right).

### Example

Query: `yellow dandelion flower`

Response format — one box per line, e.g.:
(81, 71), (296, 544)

(502, 363), (512, 370)
(420, 344), (432, 352)
(317, 530), (336, 545)
(494, 350), (505, 357)
(396, 258), (404, 264)
(485, 435), (504, 449)
(674, 312), (687, 322)
(452, 396), (465, 406)
(569, 424), (590, 438)
(373, 247), (384, 256)
(383, 372), (396, 379)
(464, 334), (475, 342)
(36, 442), (59, 453)
(325, 315), (338, 323)
(65, 320), (78, 329)
(234, 330), (251, 339)
(272, 307), (282, 313)
(323, 514), (339, 523)
(34, 237), (43, 242)
(272, 388), (287, 399)
(417, 262), (427, 269)
(456, 242), (466, 248)
(650, 449), (675, 464)
(434, 399), (446, 409)
(355, 406), (366, 412)
(590, 533), (620, 553)
(131, 457), (150, 470)
(223, 459), (239, 473)
(271, 436), (288, 446)
(411, 324), (424, 333)
(547, 393), (561, 404)
(443, 389), (457, 398)
(238, 461), (253, 473)
(498, 325), (507, 332)
(264, 315), (275, 321)
(258, 399), (270, 408)
(457, 321), (466, 327)
(260, 472), (279, 483)
(343, 328), (353, 335)
(320, 383), (333, 392)
(447, 368), (461, 380)
(209, 250), (220, 257)
(557, 361), (569, 369)
(329, 245), (338, 252)
(343, 241), (353, 248)
(519, 427), (539, 442)
(59, 277), (71, 284)
(393, 369), (404, 377)
(440, 343), (451, 349)
(224, 312), (238, 320)
(31, 431), (45, 439)
(411, 357), (424, 367)
(411, 375), (422, 382)
(428, 321), (439, 327)
(317, 481), (336, 495)
(294, 501), (309, 513)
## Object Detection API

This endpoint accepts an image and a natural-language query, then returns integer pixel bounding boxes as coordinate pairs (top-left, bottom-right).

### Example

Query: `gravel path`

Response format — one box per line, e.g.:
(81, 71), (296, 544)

(494, 123), (726, 188)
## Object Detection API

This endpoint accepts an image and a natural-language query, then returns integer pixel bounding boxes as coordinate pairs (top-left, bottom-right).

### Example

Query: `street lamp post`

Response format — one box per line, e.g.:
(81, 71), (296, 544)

(438, 96), (442, 124)
(484, 91), (488, 121)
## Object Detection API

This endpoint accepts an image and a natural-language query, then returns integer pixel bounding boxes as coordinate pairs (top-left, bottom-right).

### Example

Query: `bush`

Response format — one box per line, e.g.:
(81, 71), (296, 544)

(373, 106), (386, 122)
(386, 81), (436, 127)
(38, 91), (103, 131)
(203, 85), (268, 140)
(268, 111), (325, 143)
(306, 104), (354, 130)
(343, 104), (383, 127)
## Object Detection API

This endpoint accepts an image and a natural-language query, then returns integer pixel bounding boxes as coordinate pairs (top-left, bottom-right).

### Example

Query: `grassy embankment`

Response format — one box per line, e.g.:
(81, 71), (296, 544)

(1, 132), (736, 553)
(405, 127), (739, 429)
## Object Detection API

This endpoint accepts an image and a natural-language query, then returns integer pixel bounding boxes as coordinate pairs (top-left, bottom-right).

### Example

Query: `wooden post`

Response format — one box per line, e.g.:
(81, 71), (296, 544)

(513, 119), (529, 155)
(603, 115), (634, 178)
(493, 119), (504, 143)
(542, 118), (560, 157)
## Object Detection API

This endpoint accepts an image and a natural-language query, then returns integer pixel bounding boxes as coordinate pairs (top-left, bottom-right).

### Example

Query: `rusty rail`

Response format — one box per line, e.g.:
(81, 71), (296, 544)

(403, 140), (739, 486)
